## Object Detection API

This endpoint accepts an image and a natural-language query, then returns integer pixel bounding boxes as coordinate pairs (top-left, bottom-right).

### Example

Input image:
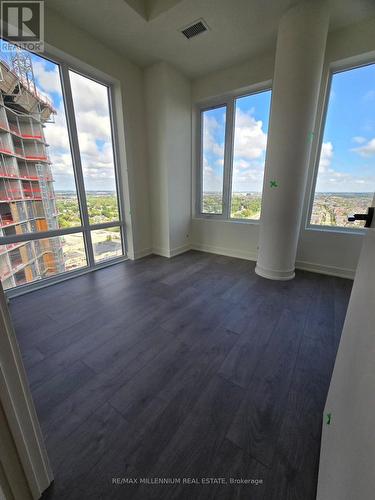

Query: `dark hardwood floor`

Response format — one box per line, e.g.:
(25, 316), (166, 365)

(9, 251), (352, 500)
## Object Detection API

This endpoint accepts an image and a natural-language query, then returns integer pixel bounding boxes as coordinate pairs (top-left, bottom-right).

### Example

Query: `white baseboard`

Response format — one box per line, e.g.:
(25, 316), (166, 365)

(133, 248), (153, 259)
(151, 246), (170, 258)
(191, 242), (355, 279)
(152, 244), (191, 258)
(295, 260), (355, 280)
(191, 242), (258, 262)
(169, 244), (191, 257)
(255, 263), (295, 281)
(135, 242), (355, 279)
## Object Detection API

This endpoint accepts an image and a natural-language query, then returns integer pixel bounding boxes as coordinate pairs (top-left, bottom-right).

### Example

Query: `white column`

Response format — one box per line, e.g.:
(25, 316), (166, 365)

(255, 1), (329, 280)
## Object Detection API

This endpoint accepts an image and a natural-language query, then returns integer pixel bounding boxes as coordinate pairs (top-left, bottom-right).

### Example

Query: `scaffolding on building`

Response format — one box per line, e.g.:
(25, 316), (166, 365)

(0, 48), (64, 289)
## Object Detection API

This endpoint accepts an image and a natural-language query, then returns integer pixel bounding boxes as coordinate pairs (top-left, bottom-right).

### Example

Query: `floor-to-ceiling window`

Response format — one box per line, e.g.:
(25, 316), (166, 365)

(0, 42), (125, 292)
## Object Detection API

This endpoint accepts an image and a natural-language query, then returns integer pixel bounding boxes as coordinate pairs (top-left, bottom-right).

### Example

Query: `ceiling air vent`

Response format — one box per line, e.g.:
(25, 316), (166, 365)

(180, 19), (209, 39)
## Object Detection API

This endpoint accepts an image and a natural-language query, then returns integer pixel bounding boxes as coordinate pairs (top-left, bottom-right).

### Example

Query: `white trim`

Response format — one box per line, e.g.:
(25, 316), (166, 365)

(255, 264), (295, 281)
(0, 398), (32, 500)
(151, 246), (170, 258)
(295, 259), (355, 280)
(133, 247), (153, 259)
(0, 366), (38, 499)
(306, 225), (364, 236)
(191, 243), (355, 279)
(152, 244), (191, 258)
(0, 286), (52, 499)
(169, 244), (191, 257)
(192, 216), (260, 225)
(191, 242), (257, 262)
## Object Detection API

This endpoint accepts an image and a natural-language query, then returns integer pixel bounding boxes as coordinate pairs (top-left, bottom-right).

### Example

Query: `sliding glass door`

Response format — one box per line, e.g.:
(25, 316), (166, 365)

(0, 42), (125, 292)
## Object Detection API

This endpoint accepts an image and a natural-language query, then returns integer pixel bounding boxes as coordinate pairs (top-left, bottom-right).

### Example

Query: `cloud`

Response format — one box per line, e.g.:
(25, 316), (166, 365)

(318, 142), (333, 172)
(32, 55), (116, 190)
(352, 136), (366, 144)
(233, 109), (267, 160)
(202, 106), (269, 191)
(228, 108), (269, 192)
(234, 159), (251, 170)
(232, 159), (265, 192)
(316, 141), (375, 192)
(202, 114), (225, 158)
(44, 103), (71, 149)
(69, 71), (109, 116)
(202, 156), (223, 192)
(33, 60), (61, 94)
(352, 137), (375, 157)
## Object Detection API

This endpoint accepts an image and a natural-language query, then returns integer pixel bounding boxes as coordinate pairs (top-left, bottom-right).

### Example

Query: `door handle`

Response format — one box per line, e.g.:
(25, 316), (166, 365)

(348, 207), (374, 228)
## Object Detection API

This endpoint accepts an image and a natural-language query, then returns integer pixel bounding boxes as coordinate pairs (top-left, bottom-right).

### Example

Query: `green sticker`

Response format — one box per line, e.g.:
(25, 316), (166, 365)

(308, 131), (314, 143)
(326, 413), (332, 425)
(270, 180), (278, 188)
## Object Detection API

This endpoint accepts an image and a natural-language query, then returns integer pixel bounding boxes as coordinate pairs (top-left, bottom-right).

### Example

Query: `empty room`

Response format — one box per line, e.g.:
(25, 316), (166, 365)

(0, 0), (374, 499)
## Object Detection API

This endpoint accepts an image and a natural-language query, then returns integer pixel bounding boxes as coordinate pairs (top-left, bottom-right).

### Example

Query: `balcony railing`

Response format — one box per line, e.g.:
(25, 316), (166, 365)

(0, 120), (45, 141)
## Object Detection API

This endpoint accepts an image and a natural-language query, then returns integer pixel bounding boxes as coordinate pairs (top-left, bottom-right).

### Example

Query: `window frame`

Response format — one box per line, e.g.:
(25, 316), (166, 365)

(198, 102), (230, 218)
(196, 82), (272, 222)
(0, 45), (128, 297)
(306, 56), (375, 234)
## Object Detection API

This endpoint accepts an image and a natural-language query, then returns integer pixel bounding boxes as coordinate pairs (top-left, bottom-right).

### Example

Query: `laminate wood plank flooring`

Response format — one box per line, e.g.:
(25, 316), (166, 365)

(9, 251), (352, 500)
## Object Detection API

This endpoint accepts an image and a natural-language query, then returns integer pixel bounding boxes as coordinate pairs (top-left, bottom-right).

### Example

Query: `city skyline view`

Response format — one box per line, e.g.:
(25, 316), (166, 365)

(0, 43), (123, 290)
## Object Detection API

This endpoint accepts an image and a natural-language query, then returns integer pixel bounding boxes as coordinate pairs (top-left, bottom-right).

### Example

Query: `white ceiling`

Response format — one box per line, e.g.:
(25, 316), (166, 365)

(47, 0), (375, 78)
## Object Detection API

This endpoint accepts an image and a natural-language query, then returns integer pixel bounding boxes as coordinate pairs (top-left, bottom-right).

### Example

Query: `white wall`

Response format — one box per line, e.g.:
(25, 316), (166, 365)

(317, 202), (375, 500)
(191, 16), (375, 278)
(145, 62), (191, 257)
(44, 7), (152, 259)
(192, 51), (275, 103)
(145, 63), (170, 254)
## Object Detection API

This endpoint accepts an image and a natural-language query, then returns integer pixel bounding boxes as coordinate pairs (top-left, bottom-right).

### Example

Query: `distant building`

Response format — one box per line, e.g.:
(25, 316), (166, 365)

(0, 49), (64, 290)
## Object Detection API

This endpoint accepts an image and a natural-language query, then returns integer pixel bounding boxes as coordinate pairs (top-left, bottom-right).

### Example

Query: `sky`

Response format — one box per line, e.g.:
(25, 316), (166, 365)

(202, 91), (271, 194)
(203, 63), (375, 194)
(316, 63), (375, 193)
(0, 44), (117, 192)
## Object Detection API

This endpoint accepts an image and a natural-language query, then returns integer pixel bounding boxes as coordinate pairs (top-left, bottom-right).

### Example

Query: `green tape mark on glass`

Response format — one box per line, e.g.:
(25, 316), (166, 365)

(326, 413), (332, 425)
(270, 180), (278, 188)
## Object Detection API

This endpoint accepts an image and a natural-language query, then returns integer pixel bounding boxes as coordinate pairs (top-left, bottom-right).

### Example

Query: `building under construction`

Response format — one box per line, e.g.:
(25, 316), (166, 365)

(0, 49), (64, 290)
